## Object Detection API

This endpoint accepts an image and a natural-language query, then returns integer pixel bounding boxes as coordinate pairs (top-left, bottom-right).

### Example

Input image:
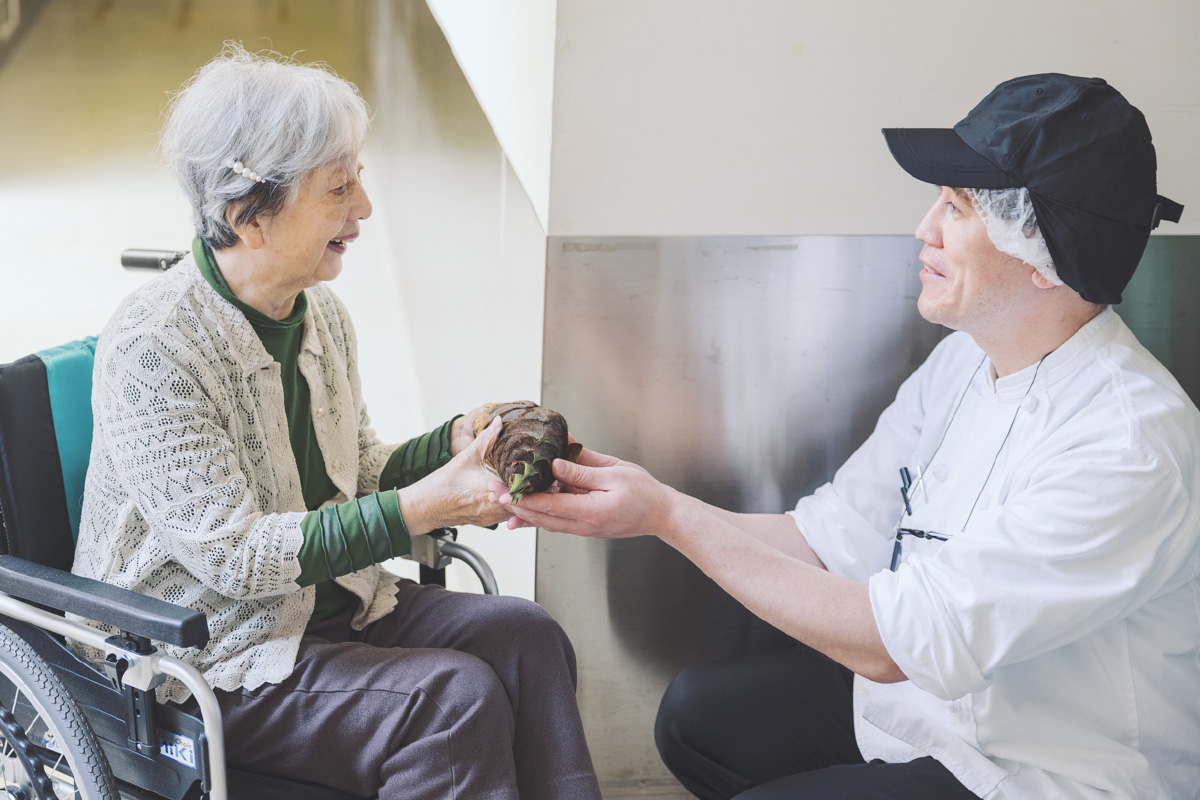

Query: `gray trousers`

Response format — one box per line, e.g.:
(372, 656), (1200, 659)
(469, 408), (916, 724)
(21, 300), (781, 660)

(210, 580), (602, 799)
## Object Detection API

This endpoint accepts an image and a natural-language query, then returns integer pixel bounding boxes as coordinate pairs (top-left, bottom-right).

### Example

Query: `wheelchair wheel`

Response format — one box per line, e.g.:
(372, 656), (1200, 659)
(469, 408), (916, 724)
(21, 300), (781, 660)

(0, 624), (117, 800)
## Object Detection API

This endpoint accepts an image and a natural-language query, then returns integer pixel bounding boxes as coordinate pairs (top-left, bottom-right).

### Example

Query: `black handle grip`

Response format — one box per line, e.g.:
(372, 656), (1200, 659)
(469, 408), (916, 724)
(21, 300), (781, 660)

(121, 249), (187, 271)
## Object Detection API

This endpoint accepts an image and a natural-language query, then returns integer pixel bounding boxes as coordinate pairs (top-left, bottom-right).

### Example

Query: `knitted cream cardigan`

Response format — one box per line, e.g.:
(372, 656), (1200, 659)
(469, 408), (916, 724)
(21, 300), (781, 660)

(72, 255), (400, 703)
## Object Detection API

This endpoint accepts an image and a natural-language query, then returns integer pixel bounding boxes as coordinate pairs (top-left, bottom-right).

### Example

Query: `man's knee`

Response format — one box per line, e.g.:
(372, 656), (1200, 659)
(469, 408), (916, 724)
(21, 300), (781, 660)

(655, 664), (715, 765)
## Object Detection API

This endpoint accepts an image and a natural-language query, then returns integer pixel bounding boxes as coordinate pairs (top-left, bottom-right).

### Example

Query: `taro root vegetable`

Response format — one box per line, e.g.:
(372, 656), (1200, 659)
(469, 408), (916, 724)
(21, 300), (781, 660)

(472, 401), (583, 503)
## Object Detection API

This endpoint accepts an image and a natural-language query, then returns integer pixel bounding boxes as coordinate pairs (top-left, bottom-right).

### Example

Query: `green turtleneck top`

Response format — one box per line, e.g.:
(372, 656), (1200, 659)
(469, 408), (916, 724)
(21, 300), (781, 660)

(193, 239), (456, 621)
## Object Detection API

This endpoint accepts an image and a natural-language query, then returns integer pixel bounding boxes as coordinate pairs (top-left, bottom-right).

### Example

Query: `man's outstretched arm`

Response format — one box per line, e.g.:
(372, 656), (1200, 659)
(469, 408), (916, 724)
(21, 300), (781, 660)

(495, 450), (905, 684)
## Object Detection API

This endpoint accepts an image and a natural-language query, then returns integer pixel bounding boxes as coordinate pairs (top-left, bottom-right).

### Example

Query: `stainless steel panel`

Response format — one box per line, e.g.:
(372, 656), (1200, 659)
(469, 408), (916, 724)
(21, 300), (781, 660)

(539, 235), (941, 797)
(538, 234), (1200, 797)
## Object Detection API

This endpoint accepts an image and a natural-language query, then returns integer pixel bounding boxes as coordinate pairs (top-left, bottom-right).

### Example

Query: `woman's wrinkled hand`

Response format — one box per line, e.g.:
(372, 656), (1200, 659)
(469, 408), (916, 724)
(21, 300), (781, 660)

(400, 416), (512, 534)
(449, 404), (492, 457)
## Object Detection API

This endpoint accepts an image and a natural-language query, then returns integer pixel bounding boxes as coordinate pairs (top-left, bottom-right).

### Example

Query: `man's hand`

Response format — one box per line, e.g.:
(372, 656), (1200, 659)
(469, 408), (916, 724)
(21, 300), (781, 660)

(491, 447), (674, 539)
(493, 446), (903, 683)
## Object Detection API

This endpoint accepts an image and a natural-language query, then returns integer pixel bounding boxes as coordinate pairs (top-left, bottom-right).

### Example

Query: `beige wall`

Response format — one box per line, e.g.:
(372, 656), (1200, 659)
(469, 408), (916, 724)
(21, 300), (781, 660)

(548, 0), (1200, 237)
(367, 0), (546, 598)
(425, 0), (556, 230)
(0, 0), (530, 594)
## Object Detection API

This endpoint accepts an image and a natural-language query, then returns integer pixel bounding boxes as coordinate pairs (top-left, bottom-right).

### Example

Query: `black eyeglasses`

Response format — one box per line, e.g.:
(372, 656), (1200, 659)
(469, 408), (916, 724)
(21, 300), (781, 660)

(891, 467), (948, 571)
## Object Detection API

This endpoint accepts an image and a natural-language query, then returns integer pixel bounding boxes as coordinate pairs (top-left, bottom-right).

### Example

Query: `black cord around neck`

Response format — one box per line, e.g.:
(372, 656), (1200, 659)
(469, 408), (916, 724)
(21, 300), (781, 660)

(961, 353), (1049, 529)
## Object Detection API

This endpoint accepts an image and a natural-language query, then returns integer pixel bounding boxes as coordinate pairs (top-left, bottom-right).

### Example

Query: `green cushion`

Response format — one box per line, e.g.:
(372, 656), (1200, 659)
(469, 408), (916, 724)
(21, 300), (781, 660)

(35, 337), (97, 541)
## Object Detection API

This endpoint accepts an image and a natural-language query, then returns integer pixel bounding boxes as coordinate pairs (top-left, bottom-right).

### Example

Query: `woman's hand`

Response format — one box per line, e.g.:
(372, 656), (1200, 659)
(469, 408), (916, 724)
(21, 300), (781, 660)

(400, 417), (512, 534)
(491, 447), (675, 539)
(449, 404), (492, 456)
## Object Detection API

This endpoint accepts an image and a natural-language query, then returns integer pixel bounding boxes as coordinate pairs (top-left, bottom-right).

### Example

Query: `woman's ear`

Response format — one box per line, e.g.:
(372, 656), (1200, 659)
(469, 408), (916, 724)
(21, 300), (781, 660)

(226, 202), (266, 249)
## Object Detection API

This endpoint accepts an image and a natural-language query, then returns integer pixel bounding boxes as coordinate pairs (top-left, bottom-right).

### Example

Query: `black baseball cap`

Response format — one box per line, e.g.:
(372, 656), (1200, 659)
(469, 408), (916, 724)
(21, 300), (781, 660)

(883, 73), (1183, 304)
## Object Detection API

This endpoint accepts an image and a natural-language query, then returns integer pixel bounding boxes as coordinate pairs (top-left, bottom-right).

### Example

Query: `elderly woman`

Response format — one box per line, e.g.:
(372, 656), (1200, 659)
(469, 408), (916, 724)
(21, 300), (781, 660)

(72, 45), (601, 800)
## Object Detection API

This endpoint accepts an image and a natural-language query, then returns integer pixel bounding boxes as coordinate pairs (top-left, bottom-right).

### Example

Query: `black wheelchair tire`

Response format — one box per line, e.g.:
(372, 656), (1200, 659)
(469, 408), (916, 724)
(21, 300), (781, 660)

(0, 624), (118, 800)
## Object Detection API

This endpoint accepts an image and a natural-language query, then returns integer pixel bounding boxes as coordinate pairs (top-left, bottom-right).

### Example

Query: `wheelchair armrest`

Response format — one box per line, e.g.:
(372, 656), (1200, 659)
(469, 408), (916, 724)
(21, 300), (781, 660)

(0, 555), (209, 649)
(405, 528), (500, 595)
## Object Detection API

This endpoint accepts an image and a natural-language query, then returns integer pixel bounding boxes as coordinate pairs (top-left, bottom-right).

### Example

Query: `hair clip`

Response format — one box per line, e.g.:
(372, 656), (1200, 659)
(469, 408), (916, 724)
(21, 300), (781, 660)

(226, 159), (266, 184)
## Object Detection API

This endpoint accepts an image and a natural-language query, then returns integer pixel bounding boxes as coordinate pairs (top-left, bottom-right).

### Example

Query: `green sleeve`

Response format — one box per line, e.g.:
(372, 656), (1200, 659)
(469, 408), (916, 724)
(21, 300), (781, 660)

(379, 416), (460, 490)
(296, 489), (411, 586)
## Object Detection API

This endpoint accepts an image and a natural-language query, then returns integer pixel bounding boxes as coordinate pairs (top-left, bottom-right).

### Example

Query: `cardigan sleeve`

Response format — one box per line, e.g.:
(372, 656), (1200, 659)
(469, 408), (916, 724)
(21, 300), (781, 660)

(378, 416), (459, 489)
(296, 489), (410, 585)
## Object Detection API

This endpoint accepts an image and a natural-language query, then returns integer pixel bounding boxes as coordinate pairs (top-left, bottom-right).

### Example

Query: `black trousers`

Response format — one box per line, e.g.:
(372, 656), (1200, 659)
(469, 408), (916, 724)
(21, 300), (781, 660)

(654, 645), (984, 800)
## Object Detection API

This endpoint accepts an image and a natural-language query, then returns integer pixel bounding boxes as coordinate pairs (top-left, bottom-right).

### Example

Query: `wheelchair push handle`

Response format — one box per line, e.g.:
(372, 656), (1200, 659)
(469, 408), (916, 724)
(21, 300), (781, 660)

(122, 249), (187, 271)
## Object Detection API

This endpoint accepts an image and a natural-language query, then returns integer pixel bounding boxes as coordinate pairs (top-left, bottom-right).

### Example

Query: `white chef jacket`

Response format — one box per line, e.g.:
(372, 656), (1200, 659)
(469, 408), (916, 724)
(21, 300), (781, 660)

(789, 308), (1200, 800)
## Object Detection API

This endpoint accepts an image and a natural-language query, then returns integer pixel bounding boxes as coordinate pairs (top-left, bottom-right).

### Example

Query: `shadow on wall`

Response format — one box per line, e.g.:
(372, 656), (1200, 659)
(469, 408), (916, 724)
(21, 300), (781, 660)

(541, 235), (942, 675)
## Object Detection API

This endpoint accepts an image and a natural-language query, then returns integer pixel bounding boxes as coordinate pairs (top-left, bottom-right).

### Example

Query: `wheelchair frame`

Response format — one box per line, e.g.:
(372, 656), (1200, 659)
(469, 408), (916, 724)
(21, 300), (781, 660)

(0, 528), (492, 800)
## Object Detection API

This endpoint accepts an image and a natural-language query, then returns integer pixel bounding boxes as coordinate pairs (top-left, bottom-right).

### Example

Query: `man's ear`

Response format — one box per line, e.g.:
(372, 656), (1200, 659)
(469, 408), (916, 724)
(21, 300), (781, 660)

(1030, 268), (1058, 290)
(226, 202), (266, 250)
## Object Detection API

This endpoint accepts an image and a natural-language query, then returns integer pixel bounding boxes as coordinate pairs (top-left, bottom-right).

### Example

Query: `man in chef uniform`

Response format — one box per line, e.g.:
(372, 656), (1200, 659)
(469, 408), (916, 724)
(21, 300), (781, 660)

(496, 73), (1198, 800)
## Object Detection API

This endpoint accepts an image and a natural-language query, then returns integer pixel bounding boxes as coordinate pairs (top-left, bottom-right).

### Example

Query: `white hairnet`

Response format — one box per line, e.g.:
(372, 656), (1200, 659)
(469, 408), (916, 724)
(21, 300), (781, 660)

(968, 187), (1062, 286)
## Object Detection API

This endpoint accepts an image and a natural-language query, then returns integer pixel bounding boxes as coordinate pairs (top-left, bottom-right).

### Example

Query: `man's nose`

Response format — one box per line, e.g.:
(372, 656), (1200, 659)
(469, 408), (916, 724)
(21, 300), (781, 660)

(915, 198), (942, 247)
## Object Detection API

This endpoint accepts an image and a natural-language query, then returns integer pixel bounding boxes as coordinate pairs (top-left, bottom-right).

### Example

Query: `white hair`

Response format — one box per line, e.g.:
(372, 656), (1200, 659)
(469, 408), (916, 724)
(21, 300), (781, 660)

(161, 43), (370, 248)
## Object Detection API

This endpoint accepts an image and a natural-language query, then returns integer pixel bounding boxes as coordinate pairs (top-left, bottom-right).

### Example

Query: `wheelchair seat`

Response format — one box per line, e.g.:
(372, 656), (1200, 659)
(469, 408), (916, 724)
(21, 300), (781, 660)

(0, 328), (497, 799)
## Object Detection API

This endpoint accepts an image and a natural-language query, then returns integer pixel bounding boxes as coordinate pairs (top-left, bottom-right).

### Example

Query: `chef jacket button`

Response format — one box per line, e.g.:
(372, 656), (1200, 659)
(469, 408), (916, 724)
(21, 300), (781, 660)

(1023, 396), (1039, 412)
(932, 464), (948, 482)
(977, 494), (991, 511)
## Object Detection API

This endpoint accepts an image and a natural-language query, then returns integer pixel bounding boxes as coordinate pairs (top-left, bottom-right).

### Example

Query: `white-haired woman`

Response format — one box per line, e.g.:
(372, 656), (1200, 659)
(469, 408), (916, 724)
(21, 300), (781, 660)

(72, 44), (601, 800)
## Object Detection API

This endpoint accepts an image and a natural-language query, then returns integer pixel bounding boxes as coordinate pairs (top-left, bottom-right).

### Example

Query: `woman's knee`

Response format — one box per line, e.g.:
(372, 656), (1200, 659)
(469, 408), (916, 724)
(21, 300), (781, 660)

(429, 648), (505, 697)
(485, 596), (563, 634)
(421, 651), (515, 731)
(480, 597), (577, 667)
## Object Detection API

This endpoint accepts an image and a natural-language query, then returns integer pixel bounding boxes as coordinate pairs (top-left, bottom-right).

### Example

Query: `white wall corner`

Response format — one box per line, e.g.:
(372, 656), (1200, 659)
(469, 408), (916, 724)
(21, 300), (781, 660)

(425, 0), (556, 231)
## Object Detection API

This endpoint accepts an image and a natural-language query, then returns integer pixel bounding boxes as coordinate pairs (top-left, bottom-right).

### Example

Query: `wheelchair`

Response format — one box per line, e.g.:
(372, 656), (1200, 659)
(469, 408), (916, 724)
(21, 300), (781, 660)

(0, 250), (498, 799)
